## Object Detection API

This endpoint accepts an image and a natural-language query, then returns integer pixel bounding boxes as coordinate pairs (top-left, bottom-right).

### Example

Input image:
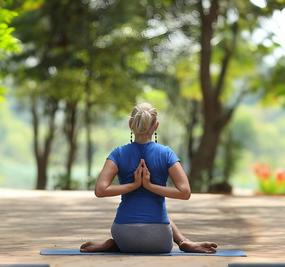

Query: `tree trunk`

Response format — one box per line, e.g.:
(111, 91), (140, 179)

(222, 129), (234, 182)
(187, 100), (199, 162)
(32, 98), (58, 190)
(85, 100), (93, 186)
(35, 156), (48, 189)
(84, 21), (95, 189)
(190, 115), (224, 191)
(64, 101), (78, 190)
(189, 0), (240, 191)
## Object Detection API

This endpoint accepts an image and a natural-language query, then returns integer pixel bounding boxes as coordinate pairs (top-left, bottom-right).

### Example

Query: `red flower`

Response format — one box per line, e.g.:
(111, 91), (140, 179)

(253, 163), (271, 180)
(275, 169), (285, 183)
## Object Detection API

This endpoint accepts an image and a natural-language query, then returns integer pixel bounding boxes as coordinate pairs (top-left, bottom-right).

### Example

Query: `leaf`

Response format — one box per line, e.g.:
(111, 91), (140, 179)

(0, 85), (6, 103)
(127, 51), (150, 73)
(139, 88), (168, 111)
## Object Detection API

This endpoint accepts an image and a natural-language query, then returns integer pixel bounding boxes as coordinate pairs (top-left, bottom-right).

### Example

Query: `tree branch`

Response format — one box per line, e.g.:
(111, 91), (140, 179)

(31, 98), (40, 160)
(198, 0), (219, 106)
(222, 88), (249, 124)
(43, 100), (58, 162)
(215, 22), (239, 100)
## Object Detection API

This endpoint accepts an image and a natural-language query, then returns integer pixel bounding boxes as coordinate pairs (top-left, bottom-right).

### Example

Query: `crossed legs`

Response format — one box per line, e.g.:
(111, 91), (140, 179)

(169, 218), (217, 253)
(80, 218), (217, 253)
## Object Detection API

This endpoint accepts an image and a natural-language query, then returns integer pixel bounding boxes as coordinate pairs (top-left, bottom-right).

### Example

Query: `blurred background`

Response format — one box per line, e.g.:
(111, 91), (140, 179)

(1, 0), (285, 194)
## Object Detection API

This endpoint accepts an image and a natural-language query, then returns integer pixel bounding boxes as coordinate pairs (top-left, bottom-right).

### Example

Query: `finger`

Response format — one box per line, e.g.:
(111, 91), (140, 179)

(142, 160), (148, 169)
(142, 166), (147, 177)
(135, 166), (141, 177)
(138, 166), (143, 177)
(134, 167), (138, 177)
(135, 161), (142, 173)
(144, 165), (150, 173)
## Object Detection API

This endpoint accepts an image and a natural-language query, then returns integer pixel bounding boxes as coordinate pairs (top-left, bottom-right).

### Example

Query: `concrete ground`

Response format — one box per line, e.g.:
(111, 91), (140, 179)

(0, 189), (285, 267)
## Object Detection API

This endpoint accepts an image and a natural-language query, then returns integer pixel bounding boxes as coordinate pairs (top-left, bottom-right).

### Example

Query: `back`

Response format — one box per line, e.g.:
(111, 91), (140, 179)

(107, 141), (179, 224)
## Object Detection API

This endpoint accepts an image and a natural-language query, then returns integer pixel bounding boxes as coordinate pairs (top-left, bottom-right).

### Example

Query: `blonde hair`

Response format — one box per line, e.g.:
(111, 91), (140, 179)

(130, 103), (157, 135)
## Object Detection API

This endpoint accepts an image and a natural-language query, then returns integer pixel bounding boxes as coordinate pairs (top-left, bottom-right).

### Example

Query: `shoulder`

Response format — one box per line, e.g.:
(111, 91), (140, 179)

(154, 143), (180, 167)
(109, 143), (133, 155)
(153, 143), (175, 154)
(107, 143), (133, 165)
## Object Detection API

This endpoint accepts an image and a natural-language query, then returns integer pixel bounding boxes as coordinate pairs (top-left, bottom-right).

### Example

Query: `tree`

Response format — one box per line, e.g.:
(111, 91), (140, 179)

(190, 0), (285, 190)
(7, 0), (152, 189)
(145, 0), (285, 191)
(0, 2), (20, 102)
(7, 0), (81, 189)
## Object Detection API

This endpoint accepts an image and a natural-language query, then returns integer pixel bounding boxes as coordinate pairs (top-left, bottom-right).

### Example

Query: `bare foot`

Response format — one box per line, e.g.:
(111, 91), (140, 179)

(179, 239), (218, 253)
(80, 238), (120, 252)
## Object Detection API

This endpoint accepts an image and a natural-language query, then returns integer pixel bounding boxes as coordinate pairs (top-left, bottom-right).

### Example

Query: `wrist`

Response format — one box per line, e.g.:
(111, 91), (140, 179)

(132, 181), (141, 190)
(143, 180), (152, 190)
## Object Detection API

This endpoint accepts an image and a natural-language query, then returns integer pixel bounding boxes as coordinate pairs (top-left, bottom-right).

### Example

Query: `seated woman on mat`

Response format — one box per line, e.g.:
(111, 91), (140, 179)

(80, 102), (217, 254)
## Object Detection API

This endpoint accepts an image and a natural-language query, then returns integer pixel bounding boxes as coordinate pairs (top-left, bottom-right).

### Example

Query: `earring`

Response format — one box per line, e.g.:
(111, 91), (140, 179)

(130, 131), (133, 143)
(155, 132), (158, 143)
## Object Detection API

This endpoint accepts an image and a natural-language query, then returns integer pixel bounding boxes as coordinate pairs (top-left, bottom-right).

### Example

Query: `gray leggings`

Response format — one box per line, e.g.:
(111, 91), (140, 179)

(111, 223), (173, 253)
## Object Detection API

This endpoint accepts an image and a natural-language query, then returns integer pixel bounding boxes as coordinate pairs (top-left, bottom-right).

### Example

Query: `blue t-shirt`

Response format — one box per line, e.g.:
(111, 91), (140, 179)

(107, 141), (180, 224)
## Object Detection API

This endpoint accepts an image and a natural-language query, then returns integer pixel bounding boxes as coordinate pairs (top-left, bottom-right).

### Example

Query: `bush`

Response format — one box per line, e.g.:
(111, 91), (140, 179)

(53, 174), (81, 190)
(253, 163), (285, 194)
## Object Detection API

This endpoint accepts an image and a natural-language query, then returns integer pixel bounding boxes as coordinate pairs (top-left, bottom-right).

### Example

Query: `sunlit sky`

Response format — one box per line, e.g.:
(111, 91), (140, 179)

(250, 0), (285, 57)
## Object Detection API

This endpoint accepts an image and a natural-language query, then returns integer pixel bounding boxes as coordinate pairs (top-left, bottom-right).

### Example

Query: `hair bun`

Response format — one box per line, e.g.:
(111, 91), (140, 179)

(130, 103), (157, 135)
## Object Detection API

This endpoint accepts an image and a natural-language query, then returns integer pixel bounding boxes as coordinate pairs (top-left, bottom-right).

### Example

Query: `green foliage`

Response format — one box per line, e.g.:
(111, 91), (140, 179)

(253, 163), (285, 194)
(45, 68), (86, 102)
(53, 174), (81, 190)
(175, 56), (201, 101)
(139, 88), (168, 111)
(230, 105), (285, 190)
(0, 101), (32, 162)
(0, 6), (21, 57)
(2, 0), (285, 192)
(0, 3), (22, 101)
(0, 85), (6, 102)
(258, 178), (285, 195)
(262, 56), (285, 106)
(127, 51), (151, 73)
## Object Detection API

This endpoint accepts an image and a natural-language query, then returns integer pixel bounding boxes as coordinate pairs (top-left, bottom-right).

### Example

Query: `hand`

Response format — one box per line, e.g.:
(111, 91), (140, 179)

(141, 159), (151, 189)
(133, 160), (143, 189)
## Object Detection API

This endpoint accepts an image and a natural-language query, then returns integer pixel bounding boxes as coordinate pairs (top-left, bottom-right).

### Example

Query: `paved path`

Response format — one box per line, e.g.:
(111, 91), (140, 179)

(0, 190), (285, 267)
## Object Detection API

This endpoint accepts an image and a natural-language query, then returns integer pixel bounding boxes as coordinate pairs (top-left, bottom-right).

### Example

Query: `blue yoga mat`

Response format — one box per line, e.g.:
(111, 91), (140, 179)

(229, 264), (285, 267)
(40, 248), (246, 257)
(0, 265), (49, 267)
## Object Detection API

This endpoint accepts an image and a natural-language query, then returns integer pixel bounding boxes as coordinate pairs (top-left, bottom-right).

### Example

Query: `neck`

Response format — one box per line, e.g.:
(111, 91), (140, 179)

(134, 134), (152, 144)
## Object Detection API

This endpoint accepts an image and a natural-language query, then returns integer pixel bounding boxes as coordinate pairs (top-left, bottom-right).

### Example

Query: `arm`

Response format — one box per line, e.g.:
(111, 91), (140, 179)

(142, 160), (191, 200)
(95, 159), (143, 197)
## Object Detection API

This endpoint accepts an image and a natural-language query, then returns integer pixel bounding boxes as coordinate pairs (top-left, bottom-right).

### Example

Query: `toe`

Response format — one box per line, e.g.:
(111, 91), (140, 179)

(80, 241), (93, 249)
(80, 246), (95, 252)
(206, 247), (216, 253)
(80, 244), (87, 249)
(204, 242), (217, 248)
(80, 246), (88, 252)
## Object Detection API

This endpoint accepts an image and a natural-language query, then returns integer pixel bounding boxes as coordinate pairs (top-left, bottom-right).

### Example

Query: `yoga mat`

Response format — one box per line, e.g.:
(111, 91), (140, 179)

(229, 264), (285, 267)
(40, 248), (246, 257)
(0, 265), (49, 267)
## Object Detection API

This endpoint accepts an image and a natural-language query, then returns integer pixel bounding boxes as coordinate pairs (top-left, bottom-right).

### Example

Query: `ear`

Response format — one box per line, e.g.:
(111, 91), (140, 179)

(155, 121), (159, 131)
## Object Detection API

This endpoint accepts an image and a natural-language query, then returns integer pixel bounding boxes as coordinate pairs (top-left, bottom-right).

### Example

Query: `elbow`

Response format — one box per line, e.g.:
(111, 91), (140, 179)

(181, 187), (191, 200)
(95, 186), (105, 198)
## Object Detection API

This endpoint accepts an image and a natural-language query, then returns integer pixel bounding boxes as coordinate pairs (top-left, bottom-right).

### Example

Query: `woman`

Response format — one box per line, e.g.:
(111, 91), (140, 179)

(80, 103), (217, 253)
